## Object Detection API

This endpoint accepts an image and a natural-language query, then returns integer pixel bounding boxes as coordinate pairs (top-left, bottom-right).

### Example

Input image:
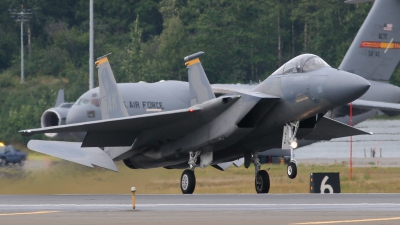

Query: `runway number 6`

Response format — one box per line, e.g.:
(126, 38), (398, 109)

(320, 176), (333, 194)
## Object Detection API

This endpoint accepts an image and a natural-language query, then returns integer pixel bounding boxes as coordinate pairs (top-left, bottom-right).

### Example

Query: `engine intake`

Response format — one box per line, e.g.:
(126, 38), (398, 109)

(41, 107), (70, 138)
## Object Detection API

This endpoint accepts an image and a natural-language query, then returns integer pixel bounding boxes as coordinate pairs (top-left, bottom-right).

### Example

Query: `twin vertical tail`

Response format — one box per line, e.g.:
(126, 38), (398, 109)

(340, 0), (400, 81)
(95, 54), (129, 120)
(184, 51), (215, 106)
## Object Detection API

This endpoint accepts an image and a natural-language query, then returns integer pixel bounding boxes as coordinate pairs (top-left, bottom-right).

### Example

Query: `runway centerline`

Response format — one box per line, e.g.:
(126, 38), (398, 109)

(0, 211), (59, 216)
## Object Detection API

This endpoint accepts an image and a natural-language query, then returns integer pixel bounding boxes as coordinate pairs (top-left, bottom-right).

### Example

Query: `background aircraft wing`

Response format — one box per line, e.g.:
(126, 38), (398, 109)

(351, 99), (400, 112)
(301, 116), (371, 141)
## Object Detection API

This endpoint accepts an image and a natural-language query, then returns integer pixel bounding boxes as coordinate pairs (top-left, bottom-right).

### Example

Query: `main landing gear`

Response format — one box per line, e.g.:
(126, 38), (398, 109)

(180, 151), (200, 194)
(285, 121), (299, 179)
(253, 152), (270, 194)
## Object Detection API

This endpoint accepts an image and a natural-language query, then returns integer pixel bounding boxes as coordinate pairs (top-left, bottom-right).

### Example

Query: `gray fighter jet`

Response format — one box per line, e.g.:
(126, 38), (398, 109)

(20, 52), (370, 194)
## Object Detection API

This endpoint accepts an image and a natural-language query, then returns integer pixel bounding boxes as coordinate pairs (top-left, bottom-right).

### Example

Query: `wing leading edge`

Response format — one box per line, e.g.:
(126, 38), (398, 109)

(351, 99), (400, 112)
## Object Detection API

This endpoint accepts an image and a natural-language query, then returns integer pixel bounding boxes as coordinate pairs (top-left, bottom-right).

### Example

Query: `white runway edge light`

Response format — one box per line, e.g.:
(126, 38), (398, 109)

(290, 140), (298, 149)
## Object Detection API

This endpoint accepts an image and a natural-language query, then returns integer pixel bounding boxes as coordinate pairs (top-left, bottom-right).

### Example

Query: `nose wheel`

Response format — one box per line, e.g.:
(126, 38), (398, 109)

(287, 161), (297, 179)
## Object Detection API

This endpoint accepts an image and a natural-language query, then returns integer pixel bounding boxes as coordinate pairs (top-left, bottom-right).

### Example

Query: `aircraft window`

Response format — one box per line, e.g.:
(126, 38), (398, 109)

(283, 61), (301, 74)
(302, 57), (330, 72)
(60, 103), (73, 108)
(81, 99), (90, 105)
(91, 99), (100, 107)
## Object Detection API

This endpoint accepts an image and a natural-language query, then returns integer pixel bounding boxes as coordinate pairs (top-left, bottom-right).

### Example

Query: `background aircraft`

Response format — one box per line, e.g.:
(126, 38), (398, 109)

(21, 51), (369, 194)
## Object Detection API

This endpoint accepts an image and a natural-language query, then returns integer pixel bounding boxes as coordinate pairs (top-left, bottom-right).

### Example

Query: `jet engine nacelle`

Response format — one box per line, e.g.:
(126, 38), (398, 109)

(40, 103), (73, 138)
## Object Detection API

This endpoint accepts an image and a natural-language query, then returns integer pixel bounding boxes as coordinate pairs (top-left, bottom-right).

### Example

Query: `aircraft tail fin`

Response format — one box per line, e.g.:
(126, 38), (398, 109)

(55, 89), (65, 107)
(95, 54), (129, 120)
(184, 51), (215, 106)
(339, 0), (400, 81)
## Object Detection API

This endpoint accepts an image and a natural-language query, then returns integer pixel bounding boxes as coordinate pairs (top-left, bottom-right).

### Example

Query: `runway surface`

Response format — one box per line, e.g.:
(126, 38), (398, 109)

(1, 194), (400, 224)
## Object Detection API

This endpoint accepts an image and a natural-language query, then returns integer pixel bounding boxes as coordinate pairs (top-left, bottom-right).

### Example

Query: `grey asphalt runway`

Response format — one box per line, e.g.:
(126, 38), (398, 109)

(1, 194), (400, 224)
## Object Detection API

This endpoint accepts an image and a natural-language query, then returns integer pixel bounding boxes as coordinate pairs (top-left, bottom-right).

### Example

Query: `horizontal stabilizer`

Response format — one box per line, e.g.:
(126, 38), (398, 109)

(302, 116), (370, 141)
(27, 140), (118, 171)
(351, 99), (400, 112)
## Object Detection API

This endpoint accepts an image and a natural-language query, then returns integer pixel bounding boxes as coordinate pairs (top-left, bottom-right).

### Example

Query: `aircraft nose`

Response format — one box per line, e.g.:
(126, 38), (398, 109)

(326, 71), (370, 106)
(66, 106), (86, 125)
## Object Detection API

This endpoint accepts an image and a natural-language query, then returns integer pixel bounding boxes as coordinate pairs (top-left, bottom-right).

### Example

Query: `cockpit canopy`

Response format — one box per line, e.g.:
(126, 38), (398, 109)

(271, 54), (331, 75)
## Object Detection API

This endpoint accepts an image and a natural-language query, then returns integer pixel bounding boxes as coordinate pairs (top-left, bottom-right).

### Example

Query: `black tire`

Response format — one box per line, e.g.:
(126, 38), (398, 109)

(180, 169), (196, 194)
(255, 170), (270, 194)
(287, 162), (297, 179)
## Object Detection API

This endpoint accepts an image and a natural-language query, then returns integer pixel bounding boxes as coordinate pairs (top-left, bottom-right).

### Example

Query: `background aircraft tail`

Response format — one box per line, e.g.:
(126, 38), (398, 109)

(340, 0), (400, 81)
(55, 89), (65, 107)
(184, 51), (215, 106)
(95, 54), (129, 120)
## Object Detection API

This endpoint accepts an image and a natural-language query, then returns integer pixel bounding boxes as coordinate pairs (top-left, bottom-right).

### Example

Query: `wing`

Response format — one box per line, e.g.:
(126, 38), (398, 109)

(20, 95), (243, 147)
(351, 99), (400, 112)
(301, 116), (371, 141)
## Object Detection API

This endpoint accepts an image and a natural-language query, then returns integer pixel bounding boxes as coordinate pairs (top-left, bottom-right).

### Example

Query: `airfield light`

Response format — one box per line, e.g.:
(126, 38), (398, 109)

(0, 142), (5, 147)
(290, 140), (298, 149)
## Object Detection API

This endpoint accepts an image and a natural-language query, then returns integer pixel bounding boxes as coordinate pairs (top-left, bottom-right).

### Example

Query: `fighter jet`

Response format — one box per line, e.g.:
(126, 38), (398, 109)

(20, 51), (370, 194)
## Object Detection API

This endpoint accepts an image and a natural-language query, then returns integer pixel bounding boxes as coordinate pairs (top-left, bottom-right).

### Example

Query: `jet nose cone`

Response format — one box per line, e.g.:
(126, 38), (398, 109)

(326, 71), (370, 106)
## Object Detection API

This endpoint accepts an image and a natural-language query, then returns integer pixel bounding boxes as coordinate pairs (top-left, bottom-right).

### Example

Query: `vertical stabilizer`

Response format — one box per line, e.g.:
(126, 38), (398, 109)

(55, 89), (65, 107)
(339, 0), (400, 81)
(95, 54), (129, 119)
(184, 51), (215, 106)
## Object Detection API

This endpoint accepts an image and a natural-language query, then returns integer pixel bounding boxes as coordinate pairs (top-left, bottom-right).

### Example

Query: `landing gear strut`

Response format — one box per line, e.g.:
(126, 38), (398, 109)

(253, 152), (270, 194)
(180, 151), (200, 194)
(285, 121), (299, 179)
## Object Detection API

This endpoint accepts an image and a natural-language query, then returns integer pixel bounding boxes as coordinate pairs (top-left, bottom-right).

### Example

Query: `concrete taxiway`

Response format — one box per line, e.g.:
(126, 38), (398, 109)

(1, 194), (400, 224)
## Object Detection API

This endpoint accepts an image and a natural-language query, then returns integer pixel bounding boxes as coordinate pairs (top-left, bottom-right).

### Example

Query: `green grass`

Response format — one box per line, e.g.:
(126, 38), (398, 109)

(1, 160), (400, 194)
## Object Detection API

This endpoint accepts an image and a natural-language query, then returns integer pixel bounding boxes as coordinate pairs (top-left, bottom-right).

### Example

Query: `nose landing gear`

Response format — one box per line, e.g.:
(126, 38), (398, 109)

(285, 121), (299, 179)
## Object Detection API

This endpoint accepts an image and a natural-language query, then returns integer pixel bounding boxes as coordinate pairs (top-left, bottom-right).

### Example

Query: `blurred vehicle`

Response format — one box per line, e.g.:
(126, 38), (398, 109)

(0, 142), (27, 166)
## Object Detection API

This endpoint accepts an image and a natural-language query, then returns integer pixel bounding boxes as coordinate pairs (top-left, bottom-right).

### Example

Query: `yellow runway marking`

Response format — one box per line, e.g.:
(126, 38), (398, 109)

(293, 216), (400, 224)
(0, 211), (59, 216)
